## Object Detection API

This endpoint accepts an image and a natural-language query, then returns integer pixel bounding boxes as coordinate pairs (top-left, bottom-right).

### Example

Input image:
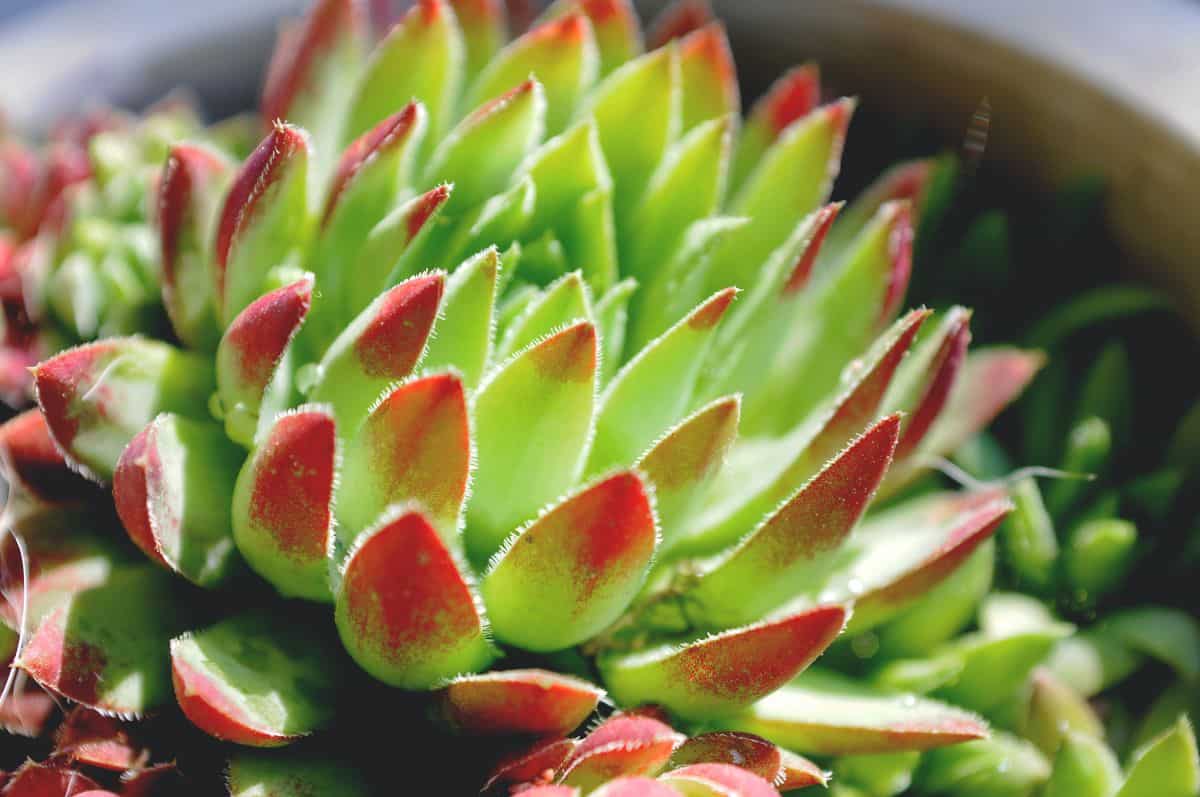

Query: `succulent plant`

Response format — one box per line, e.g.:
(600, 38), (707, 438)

(1, 0), (1196, 795)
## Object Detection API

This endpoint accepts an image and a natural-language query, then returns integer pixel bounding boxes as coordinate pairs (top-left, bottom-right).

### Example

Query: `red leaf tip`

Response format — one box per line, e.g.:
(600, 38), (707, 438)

(783, 202), (843, 296)
(764, 63), (821, 136)
(688, 287), (738, 330)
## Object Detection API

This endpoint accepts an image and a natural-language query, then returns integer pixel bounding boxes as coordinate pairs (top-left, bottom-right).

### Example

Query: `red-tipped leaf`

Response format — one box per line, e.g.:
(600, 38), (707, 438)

(436, 669), (603, 736)
(560, 714), (685, 791)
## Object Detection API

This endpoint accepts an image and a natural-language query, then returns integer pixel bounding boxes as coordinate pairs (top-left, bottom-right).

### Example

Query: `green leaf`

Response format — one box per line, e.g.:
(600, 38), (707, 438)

(228, 750), (370, 797)
(1064, 518), (1137, 606)
(915, 731), (1050, 797)
(344, 0), (464, 149)
(465, 13), (599, 135)
(424, 79), (546, 213)
(449, 0), (506, 79)
(34, 337), (215, 482)
(113, 414), (245, 588)
(579, 45), (680, 225)
(685, 414), (900, 629)
(1115, 717), (1200, 797)
(730, 64), (820, 195)
(1104, 607), (1200, 680)
(16, 566), (184, 717)
(495, 271), (593, 361)
(745, 199), (912, 436)
(587, 289), (735, 475)
(706, 99), (852, 297)
(594, 277), (637, 382)
(600, 606), (847, 721)
(636, 396), (740, 555)
(1042, 732), (1124, 797)
(677, 24), (738, 131)
(465, 321), (597, 565)
(727, 669), (988, 756)
(483, 472), (657, 651)
(307, 273), (444, 432)
(215, 123), (313, 325)
(1023, 668), (1105, 756)
(833, 752), (920, 797)
(1043, 630), (1142, 698)
(1000, 477), (1059, 594)
(624, 114), (732, 289)
(170, 610), (343, 745)
(422, 247), (500, 387)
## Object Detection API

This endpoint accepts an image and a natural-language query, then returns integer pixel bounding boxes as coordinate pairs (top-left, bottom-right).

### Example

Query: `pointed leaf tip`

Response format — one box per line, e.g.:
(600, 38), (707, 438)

(783, 201), (842, 295)
(880, 200), (914, 325)
(232, 408), (336, 601)
(322, 101), (425, 226)
(217, 275), (313, 422)
(436, 669), (603, 736)
(335, 507), (494, 688)
(484, 471), (657, 651)
(601, 606), (848, 720)
(648, 0), (713, 48)
(484, 737), (578, 792)
(893, 308), (970, 462)
(762, 64), (821, 137)
(689, 414), (901, 627)
(261, 0), (365, 123)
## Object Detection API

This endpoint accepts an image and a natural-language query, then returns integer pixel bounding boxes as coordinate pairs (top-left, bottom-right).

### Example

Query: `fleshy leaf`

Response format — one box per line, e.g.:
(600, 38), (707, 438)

(16, 566), (183, 716)
(335, 505), (495, 688)
(658, 764), (780, 797)
(915, 732), (1050, 796)
(339, 373), (470, 546)
(448, 0), (506, 78)
(352, 183), (451, 312)
(215, 122), (312, 325)
(669, 732), (784, 784)
(594, 277), (638, 382)
(311, 104), (427, 338)
(744, 198), (911, 435)
(1042, 731), (1123, 797)
(157, 143), (230, 349)
(591, 779), (678, 797)
(307, 272), (444, 431)
(624, 116), (733, 339)
(422, 247), (499, 387)
(344, 0), (463, 147)
(434, 668), (603, 735)
(731, 64), (820, 194)
(1115, 716), (1200, 797)
(580, 45), (680, 225)
(113, 414), (244, 588)
(228, 750), (370, 797)
(424, 79), (546, 212)
(467, 13), (599, 135)
(637, 396), (739, 554)
(688, 308), (926, 555)
(588, 289), (735, 475)
(261, 0), (365, 184)
(0, 409), (99, 503)
(216, 276), (313, 446)
(232, 407), (336, 601)
(706, 99), (851, 296)
(496, 270), (593, 361)
(560, 714), (685, 790)
(728, 670), (988, 756)
(171, 610), (341, 747)
(54, 707), (143, 771)
(541, 0), (641, 76)
(1104, 607), (1200, 680)
(677, 24), (738, 131)
(911, 347), (1044, 478)
(686, 414), (900, 628)
(34, 338), (214, 482)
(465, 321), (597, 565)
(599, 606), (847, 720)
(483, 471), (657, 651)
(834, 491), (1012, 632)
(1023, 668), (1105, 755)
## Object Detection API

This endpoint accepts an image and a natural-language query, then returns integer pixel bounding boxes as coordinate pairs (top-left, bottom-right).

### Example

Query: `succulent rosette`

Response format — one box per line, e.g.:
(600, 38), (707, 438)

(1, 0), (1197, 795)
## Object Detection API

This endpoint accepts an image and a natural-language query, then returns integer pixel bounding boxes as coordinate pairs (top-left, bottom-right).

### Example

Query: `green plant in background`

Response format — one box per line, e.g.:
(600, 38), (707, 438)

(0, 0), (1196, 795)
